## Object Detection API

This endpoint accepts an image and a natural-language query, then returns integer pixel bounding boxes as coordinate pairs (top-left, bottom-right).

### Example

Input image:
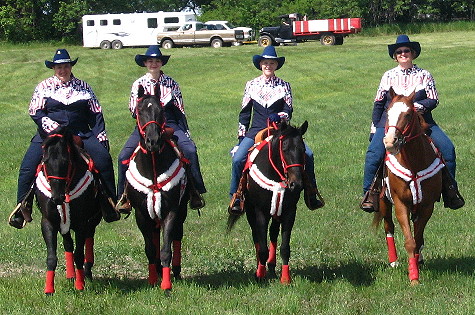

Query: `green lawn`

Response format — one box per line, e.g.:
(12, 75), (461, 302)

(0, 31), (474, 314)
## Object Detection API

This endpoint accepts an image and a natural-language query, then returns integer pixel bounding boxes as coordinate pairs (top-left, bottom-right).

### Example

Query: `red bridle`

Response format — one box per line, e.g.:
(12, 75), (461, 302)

(386, 107), (423, 146)
(266, 121), (305, 182)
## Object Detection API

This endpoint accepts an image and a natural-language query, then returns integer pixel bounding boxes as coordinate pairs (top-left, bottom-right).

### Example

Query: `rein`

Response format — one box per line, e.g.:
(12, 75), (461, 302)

(266, 121), (304, 183)
(386, 107), (423, 146)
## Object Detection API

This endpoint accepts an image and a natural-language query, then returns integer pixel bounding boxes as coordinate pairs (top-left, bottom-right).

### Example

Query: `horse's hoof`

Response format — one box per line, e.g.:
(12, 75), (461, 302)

(45, 292), (54, 296)
(164, 289), (172, 297)
(410, 279), (420, 286)
(389, 261), (399, 268)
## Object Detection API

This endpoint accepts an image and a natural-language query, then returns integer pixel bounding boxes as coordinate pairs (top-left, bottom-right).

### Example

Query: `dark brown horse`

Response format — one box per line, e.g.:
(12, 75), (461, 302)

(36, 128), (104, 294)
(124, 85), (189, 291)
(228, 121), (308, 283)
(373, 88), (443, 285)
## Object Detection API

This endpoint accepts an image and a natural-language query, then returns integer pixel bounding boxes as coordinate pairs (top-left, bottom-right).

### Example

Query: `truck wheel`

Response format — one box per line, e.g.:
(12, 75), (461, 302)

(335, 36), (344, 45)
(258, 36), (273, 47)
(161, 40), (174, 49)
(320, 35), (336, 46)
(100, 40), (111, 49)
(211, 38), (223, 48)
(111, 40), (123, 49)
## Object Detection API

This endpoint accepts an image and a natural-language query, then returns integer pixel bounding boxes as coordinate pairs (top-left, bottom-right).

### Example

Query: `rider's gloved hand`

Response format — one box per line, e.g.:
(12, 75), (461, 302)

(268, 113), (281, 123)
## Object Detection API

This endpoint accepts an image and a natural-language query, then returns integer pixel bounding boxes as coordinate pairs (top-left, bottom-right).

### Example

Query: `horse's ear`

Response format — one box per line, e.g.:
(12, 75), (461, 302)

(389, 87), (396, 99)
(138, 85), (145, 98)
(300, 121), (308, 136)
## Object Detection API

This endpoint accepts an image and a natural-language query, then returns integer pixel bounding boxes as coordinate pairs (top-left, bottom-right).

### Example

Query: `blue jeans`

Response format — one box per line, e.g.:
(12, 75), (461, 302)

(18, 133), (116, 203)
(229, 136), (317, 197)
(117, 127), (206, 197)
(363, 126), (457, 193)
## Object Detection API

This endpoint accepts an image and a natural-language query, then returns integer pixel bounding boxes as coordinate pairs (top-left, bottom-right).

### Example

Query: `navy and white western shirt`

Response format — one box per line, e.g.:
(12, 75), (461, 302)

(29, 74), (108, 141)
(238, 75), (292, 139)
(129, 72), (189, 136)
(372, 64), (439, 128)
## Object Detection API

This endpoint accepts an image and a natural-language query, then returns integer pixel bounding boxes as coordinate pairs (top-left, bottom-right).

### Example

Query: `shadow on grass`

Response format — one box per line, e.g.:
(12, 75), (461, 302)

(422, 256), (475, 276)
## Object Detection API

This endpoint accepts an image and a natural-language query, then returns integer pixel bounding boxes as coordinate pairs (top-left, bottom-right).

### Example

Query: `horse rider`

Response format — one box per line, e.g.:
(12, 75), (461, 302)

(116, 45), (206, 213)
(8, 48), (120, 229)
(228, 46), (324, 215)
(361, 35), (465, 212)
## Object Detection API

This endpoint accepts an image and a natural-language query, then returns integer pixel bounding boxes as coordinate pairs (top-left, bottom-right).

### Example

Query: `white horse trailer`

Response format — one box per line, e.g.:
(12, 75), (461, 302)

(82, 11), (196, 49)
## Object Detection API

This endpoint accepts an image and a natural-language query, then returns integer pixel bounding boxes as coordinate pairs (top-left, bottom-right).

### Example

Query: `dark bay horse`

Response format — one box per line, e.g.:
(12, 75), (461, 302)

(124, 85), (189, 291)
(373, 88), (443, 285)
(36, 128), (104, 294)
(228, 121), (308, 283)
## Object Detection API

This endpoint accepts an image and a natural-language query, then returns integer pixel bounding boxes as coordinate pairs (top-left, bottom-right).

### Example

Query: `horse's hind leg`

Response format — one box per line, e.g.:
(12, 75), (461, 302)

(171, 204), (188, 280)
(73, 233), (87, 291)
(84, 237), (94, 280)
(267, 220), (280, 279)
(160, 212), (177, 290)
(247, 208), (269, 281)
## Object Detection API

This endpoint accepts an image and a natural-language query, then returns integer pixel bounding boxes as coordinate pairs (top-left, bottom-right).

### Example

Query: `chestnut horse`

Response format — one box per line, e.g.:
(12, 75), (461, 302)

(124, 85), (189, 291)
(36, 128), (105, 294)
(228, 121), (308, 283)
(373, 88), (443, 285)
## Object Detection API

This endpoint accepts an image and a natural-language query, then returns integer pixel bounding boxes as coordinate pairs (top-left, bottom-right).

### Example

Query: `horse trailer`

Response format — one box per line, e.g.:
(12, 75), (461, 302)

(82, 11), (197, 49)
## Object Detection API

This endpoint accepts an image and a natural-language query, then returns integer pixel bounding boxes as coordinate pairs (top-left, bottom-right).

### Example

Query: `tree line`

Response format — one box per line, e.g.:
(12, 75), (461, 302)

(0, 0), (473, 42)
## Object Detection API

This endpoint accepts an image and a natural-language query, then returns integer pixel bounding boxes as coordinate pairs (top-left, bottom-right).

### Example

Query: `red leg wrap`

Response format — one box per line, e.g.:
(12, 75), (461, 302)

(85, 238), (94, 264)
(160, 267), (172, 290)
(408, 257), (419, 281)
(44, 270), (55, 294)
(386, 235), (398, 263)
(75, 269), (85, 290)
(256, 263), (266, 279)
(267, 241), (277, 265)
(280, 264), (291, 284)
(65, 251), (75, 279)
(148, 264), (159, 286)
(172, 240), (182, 267)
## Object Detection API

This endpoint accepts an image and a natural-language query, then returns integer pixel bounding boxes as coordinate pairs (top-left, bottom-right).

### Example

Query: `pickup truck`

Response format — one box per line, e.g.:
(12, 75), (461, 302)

(157, 21), (245, 49)
(205, 20), (254, 41)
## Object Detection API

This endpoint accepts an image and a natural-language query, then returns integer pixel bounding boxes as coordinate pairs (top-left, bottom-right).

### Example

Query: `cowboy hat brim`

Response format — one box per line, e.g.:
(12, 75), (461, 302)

(252, 55), (285, 70)
(135, 54), (170, 67)
(45, 58), (78, 69)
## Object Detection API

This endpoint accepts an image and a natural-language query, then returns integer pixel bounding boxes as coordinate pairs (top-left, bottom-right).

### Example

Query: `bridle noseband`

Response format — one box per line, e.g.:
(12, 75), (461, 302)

(386, 106), (423, 150)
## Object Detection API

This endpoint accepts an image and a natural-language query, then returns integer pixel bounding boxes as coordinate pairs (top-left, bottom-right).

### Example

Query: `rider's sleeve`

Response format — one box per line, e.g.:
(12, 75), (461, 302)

(29, 81), (60, 135)
(413, 71), (438, 112)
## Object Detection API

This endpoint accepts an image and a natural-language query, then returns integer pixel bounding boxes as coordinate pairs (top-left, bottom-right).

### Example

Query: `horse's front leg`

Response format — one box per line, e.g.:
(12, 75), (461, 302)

(380, 197), (398, 267)
(393, 200), (418, 285)
(136, 209), (160, 286)
(267, 220), (280, 279)
(279, 206), (296, 284)
(41, 217), (59, 295)
(413, 204), (434, 266)
(252, 209), (269, 281)
(160, 211), (177, 290)
(73, 232), (87, 291)
(62, 232), (76, 280)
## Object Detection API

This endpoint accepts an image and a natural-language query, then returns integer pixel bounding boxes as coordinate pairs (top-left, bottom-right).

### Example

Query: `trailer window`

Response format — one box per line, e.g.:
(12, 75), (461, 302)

(113, 19), (121, 25)
(100, 20), (107, 26)
(164, 17), (179, 24)
(86, 20), (94, 27)
(148, 18), (158, 28)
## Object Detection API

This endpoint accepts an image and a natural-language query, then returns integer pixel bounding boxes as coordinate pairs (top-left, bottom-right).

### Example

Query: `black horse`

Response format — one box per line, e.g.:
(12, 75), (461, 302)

(228, 121), (308, 283)
(36, 128), (105, 294)
(123, 85), (189, 291)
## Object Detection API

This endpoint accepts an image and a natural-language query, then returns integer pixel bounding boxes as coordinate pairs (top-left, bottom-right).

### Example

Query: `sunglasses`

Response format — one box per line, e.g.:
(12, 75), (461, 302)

(395, 48), (412, 55)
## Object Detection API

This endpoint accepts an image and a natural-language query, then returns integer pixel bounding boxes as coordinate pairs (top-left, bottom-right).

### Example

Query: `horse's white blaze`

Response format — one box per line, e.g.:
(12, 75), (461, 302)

(384, 101), (409, 150)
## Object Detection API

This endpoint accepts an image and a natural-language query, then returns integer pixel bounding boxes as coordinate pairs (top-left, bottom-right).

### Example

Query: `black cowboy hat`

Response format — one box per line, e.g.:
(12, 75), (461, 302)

(135, 45), (170, 67)
(388, 34), (421, 59)
(45, 49), (78, 69)
(253, 46), (285, 70)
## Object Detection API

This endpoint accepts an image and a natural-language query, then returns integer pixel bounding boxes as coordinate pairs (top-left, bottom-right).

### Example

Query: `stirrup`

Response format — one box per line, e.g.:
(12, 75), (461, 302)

(360, 190), (379, 213)
(189, 192), (205, 210)
(8, 203), (26, 229)
(116, 194), (132, 217)
(304, 187), (324, 210)
(443, 186), (465, 210)
(228, 194), (244, 215)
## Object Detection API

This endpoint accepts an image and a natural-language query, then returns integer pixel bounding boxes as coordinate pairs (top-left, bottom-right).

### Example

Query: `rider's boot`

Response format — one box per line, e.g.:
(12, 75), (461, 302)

(303, 175), (324, 210)
(186, 168), (205, 210)
(8, 185), (35, 229)
(228, 173), (247, 215)
(441, 167), (464, 210)
(360, 163), (383, 213)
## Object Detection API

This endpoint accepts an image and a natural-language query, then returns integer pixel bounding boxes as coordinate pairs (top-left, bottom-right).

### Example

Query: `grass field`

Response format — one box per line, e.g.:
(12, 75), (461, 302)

(0, 30), (474, 314)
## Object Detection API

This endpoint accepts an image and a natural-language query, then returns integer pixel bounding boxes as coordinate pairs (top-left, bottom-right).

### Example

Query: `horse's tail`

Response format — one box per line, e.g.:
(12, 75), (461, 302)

(226, 213), (242, 233)
(372, 211), (383, 229)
